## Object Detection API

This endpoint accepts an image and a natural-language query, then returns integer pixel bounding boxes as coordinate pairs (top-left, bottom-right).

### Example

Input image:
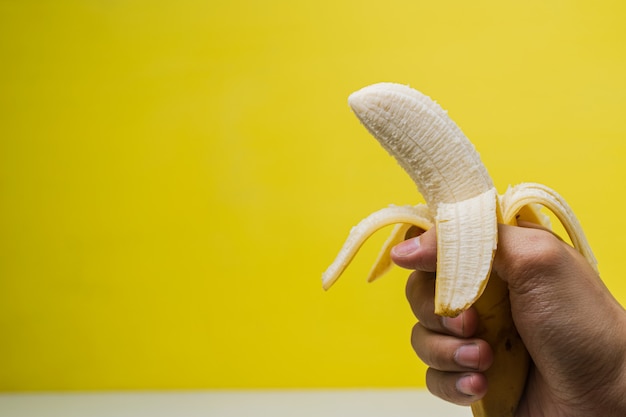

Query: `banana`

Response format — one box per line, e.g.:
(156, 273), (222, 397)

(322, 82), (598, 417)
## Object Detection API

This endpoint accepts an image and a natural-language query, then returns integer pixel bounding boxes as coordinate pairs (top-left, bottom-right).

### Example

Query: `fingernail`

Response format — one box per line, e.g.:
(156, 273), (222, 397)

(454, 344), (480, 370)
(456, 374), (477, 397)
(392, 236), (420, 257)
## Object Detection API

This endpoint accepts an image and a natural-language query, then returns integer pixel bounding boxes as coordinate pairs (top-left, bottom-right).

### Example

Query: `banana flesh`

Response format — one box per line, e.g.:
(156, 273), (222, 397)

(435, 188), (498, 315)
(322, 83), (597, 417)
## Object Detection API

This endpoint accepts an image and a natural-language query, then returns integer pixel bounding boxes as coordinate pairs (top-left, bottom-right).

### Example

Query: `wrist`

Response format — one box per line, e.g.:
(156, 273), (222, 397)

(601, 305), (626, 416)
(616, 311), (626, 414)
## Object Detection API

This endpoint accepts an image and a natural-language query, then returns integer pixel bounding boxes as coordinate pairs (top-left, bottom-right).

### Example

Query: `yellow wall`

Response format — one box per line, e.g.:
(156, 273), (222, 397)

(1, 0), (626, 391)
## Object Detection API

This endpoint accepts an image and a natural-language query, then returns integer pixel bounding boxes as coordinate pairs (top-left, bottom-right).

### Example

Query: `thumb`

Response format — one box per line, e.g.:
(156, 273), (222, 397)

(390, 227), (437, 272)
(493, 224), (624, 376)
(493, 223), (590, 296)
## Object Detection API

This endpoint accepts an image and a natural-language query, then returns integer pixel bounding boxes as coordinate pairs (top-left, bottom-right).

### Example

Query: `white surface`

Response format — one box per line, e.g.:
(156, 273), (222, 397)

(0, 389), (472, 417)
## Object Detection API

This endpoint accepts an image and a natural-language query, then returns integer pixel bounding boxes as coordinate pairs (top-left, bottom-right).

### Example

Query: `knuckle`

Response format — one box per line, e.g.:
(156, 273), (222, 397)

(406, 271), (436, 324)
(426, 368), (473, 405)
(504, 229), (569, 278)
(412, 325), (457, 371)
(425, 368), (448, 398)
(405, 271), (420, 302)
(410, 322), (420, 351)
(418, 337), (440, 368)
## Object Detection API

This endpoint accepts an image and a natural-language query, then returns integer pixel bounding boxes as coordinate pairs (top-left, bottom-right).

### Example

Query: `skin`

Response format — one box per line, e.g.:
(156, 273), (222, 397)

(391, 224), (626, 417)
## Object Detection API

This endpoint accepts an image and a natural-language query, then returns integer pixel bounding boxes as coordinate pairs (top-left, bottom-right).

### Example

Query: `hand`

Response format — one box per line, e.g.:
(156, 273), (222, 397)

(391, 224), (626, 417)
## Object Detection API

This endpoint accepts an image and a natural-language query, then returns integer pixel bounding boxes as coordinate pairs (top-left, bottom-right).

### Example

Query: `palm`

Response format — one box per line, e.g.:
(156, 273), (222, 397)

(514, 366), (571, 417)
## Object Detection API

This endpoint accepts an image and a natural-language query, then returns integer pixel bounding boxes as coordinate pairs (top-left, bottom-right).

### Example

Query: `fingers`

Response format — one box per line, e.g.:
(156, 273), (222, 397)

(405, 270), (480, 338)
(404, 252), (493, 406)
(413, 323), (491, 405)
(411, 323), (493, 372)
(493, 223), (586, 294)
(397, 226), (492, 405)
(391, 227), (437, 272)
(426, 368), (488, 405)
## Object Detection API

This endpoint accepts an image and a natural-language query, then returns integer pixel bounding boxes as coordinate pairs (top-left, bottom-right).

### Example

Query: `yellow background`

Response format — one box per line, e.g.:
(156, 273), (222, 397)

(1, 1), (626, 391)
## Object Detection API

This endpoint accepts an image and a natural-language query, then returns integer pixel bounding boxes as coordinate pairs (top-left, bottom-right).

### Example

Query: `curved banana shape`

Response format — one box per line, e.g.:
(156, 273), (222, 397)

(322, 83), (598, 417)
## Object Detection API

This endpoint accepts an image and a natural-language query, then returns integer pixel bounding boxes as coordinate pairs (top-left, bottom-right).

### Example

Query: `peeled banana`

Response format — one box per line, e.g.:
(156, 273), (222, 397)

(322, 83), (597, 417)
